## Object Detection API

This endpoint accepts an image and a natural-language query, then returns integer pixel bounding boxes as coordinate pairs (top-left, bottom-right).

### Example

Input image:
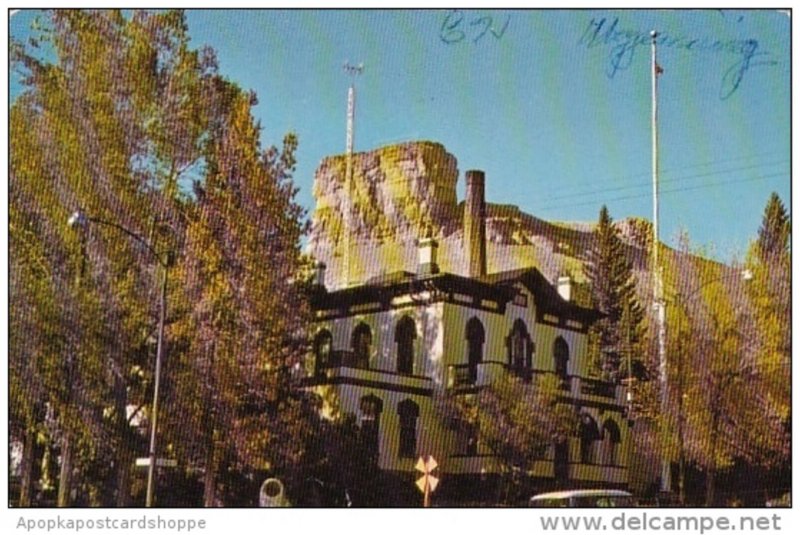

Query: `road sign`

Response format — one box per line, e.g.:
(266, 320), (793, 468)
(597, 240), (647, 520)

(415, 455), (439, 507)
(135, 457), (177, 468)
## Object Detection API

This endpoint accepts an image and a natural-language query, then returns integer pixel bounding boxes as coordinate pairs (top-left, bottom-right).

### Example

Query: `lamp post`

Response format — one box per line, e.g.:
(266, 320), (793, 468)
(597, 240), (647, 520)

(672, 268), (752, 505)
(68, 211), (169, 507)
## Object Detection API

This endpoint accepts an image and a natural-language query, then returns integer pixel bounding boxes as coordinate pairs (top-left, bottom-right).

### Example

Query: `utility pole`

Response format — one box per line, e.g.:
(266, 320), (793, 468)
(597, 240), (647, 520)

(650, 30), (670, 495)
(342, 61), (364, 288)
(145, 260), (168, 508)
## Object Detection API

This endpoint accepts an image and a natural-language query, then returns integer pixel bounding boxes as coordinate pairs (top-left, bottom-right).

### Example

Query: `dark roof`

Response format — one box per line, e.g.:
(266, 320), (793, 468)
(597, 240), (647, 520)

(312, 267), (600, 323)
(312, 269), (513, 309)
(482, 268), (600, 321)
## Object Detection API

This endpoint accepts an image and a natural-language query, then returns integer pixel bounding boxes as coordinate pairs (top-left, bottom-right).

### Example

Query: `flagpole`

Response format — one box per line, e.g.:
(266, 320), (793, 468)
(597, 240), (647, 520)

(651, 29), (671, 495)
(342, 61), (363, 288)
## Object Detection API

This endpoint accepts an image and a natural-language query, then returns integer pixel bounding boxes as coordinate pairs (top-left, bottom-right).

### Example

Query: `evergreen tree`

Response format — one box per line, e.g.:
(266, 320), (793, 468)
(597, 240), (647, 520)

(584, 206), (645, 380)
(756, 193), (791, 264)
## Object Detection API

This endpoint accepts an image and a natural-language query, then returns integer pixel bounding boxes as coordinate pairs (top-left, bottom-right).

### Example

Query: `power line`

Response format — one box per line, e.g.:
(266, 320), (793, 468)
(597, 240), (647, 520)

(535, 171), (786, 214)
(544, 158), (788, 203)
(544, 150), (787, 199)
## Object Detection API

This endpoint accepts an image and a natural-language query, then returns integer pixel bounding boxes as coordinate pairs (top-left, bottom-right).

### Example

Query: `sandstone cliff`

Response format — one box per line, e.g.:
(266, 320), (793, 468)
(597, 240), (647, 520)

(308, 141), (676, 302)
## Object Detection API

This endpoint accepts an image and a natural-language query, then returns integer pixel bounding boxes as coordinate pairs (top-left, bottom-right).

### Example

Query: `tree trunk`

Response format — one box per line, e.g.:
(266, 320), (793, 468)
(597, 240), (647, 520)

(705, 466), (716, 507)
(203, 417), (218, 507)
(115, 454), (132, 507)
(203, 440), (217, 508)
(19, 422), (36, 507)
(114, 375), (131, 507)
(57, 435), (72, 507)
(706, 409), (720, 507)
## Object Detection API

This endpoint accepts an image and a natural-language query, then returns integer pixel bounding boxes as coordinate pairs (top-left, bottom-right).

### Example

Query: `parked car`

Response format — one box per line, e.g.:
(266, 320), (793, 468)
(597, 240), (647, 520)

(529, 489), (636, 507)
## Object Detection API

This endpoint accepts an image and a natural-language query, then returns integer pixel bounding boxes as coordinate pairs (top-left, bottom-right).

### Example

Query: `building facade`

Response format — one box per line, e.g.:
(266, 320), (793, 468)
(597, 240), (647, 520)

(305, 170), (630, 501)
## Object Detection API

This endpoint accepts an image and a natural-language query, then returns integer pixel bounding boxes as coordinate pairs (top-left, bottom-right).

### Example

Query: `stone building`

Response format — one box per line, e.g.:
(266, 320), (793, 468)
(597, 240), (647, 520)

(305, 149), (631, 502)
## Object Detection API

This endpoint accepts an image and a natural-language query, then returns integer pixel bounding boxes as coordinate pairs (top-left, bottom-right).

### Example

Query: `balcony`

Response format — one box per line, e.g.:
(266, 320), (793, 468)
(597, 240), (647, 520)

(447, 364), (474, 390)
(579, 377), (617, 399)
(445, 362), (623, 406)
(328, 349), (363, 368)
(569, 462), (627, 485)
(446, 361), (508, 391)
(304, 356), (433, 396)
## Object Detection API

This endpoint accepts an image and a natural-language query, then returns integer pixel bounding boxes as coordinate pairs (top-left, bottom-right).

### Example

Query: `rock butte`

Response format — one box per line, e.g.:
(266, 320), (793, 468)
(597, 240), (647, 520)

(309, 140), (693, 304)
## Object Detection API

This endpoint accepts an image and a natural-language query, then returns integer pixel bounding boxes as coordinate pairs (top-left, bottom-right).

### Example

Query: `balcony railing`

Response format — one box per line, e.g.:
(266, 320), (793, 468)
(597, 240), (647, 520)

(445, 362), (621, 404)
(568, 462), (627, 484)
(327, 349), (363, 368)
(579, 377), (616, 399)
(304, 362), (433, 395)
(446, 361), (510, 390)
(447, 364), (474, 389)
(313, 353), (621, 403)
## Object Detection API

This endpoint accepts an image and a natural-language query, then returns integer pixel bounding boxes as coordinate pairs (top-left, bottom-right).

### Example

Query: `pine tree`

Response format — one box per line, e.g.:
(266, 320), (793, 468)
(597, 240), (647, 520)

(584, 206), (645, 380)
(757, 193), (790, 264)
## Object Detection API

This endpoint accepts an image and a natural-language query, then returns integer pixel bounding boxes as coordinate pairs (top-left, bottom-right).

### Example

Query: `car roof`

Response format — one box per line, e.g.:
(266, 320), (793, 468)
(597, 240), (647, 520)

(530, 489), (633, 500)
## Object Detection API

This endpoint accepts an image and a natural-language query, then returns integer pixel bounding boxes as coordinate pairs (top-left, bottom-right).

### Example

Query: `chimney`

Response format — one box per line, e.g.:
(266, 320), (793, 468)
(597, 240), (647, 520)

(557, 275), (572, 302)
(464, 169), (487, 278)
(314, 262), (327, 289)
(417, 237), (439, 275)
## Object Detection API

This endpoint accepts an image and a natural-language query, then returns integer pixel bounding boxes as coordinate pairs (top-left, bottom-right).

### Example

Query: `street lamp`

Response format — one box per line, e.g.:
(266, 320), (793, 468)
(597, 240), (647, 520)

(672, 268), (752, 505)
(68, 211), (170, 507)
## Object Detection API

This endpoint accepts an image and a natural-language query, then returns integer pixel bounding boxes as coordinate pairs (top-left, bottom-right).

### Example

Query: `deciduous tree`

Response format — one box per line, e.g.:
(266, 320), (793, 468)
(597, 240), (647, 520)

(436, 374), (576, 504)
(746, 193), (790, 424)
(10, 9), (238, 505)
(171, 90), (314, 506)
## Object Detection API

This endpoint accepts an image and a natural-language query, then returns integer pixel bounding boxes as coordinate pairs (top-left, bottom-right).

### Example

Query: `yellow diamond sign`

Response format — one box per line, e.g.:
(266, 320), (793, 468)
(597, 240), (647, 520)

(415, 455), (438, 475)
(415, 455), (439, 500)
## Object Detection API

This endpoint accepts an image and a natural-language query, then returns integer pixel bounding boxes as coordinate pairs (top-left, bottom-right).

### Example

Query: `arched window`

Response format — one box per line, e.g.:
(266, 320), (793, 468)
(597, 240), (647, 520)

(397, 400), (420, 458)
(352, 323), (372, 369)
(507, 319), (533, 376)
(466, 317), (485, 383)
(601, 419), (622, 466)
(360, 395), (383, 463)
(579, 413), (601, 464)
(314, 330), (333, 375)
(395, 317), (416, 375)
(554, 337), (570, 380)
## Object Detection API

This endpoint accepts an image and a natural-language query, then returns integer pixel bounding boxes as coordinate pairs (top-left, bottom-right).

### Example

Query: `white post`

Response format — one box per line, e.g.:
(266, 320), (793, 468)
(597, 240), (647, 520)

(651, 30), (670, 495)
(343, 84), (354, 288)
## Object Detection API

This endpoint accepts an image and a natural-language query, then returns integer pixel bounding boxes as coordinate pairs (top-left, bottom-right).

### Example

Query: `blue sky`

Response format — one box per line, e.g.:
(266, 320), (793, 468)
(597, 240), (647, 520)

(10, 9), (790, 261)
